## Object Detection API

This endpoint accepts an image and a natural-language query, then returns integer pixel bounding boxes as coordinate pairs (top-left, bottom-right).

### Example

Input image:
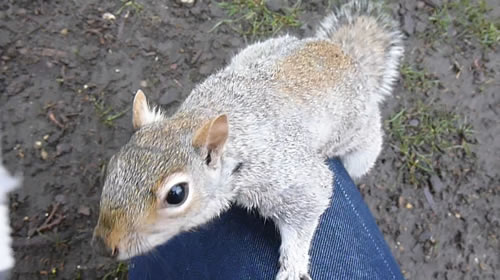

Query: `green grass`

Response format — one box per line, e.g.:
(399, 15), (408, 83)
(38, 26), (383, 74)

(75, 268), (82, 280)
(116, 0), (144, 15)
(102, 262), (128, 280)
(428, 4), (451, 37)
(428, 0), (499, 48)
(386, 102), (473, 185)
(90, 95), (129, 127)
(212, 0), (302, 38)
(400, 63), (439, 93)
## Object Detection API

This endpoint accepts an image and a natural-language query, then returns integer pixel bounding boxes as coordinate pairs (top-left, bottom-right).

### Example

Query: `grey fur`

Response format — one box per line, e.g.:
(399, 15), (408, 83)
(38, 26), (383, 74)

(94, 1), (404, 279)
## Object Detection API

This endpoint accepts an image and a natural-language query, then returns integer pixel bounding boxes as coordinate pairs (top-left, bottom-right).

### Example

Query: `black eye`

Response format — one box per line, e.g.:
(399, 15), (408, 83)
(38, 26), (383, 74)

(166, 183), (188, 205)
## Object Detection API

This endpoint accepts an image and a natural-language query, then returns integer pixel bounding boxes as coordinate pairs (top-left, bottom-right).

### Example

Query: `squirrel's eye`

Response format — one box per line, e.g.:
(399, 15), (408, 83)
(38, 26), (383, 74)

(166, 183), (188, 205)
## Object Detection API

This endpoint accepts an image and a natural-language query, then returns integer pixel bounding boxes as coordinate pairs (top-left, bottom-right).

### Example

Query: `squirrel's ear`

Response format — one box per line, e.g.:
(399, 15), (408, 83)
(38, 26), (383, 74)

(193, 114), (228, 166)
(132, 89), (164, 130)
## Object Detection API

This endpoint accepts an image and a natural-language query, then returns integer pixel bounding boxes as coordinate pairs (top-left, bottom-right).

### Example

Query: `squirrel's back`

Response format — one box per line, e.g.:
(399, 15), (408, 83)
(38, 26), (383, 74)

(178, 0), (403, 151)
(182, 0), (402, 108)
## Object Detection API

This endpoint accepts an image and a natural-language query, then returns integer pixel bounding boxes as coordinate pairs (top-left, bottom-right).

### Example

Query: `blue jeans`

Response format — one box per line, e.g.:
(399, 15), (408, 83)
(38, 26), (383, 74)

(129, 159), (404, 280)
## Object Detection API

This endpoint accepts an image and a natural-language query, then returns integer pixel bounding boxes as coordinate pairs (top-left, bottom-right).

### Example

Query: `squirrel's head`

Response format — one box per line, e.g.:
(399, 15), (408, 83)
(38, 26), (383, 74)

(92, 90), (235, 260)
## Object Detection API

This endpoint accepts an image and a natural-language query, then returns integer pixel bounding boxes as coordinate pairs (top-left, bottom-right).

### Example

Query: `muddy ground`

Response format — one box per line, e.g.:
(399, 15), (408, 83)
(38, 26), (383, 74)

(1, 0), (498, 279)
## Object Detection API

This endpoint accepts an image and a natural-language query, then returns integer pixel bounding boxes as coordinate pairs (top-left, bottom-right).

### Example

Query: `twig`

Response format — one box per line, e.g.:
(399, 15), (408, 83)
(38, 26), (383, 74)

(32, 47), (67, 58)
(48, 111), (65, 129)
(46, 202), (59, 223)
(28, 202), (65, 237)
(423, 186), (437, 214)
(36, 214), (64, 233)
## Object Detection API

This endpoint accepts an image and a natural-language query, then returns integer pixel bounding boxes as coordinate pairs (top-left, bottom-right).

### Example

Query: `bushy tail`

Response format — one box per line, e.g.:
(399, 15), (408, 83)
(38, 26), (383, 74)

(315, 0), (404, 102)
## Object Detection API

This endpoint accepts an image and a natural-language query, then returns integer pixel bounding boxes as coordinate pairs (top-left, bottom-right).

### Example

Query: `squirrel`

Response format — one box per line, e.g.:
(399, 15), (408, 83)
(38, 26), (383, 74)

(92, 1), (403, 279)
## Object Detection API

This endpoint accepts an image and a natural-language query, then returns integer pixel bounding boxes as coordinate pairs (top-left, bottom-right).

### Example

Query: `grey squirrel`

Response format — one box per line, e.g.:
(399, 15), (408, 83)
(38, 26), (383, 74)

(92, 1), (404, 279)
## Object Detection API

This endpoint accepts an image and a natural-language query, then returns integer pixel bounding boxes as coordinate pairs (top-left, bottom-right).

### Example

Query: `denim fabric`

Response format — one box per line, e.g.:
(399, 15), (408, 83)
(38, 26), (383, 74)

(129, 158), (404, 280)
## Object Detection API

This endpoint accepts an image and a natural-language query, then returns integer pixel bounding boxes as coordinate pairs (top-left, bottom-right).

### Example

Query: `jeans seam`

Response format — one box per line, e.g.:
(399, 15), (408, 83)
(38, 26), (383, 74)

(337, 176), (396, 280)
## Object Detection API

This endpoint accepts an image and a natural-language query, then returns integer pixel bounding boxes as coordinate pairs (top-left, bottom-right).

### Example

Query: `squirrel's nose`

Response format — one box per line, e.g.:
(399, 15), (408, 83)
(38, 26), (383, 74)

(92, 235), (118, 258)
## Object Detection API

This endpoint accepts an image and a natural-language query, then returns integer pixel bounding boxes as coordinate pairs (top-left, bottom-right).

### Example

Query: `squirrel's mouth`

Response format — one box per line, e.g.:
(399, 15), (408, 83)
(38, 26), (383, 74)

(116, 233), (155, 260)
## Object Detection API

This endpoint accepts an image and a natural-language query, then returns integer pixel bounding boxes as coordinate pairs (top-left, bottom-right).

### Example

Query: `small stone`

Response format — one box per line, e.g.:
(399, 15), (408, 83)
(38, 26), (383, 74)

(60, 28), (69, 36)
(455, 212), (461, 219)
(398, 196), (406, 208)
(416, 1), (426, 9)
(180, 0), (195, 4)
(78, 45), (100, 60)
(16, 8), (27, 16)
(486, 212), (500, 223)
(430, 175), (445, 192)
(34, 141), (43, 149)
(418, 231), (432, 242)
(56, 143), (72, 156)
(40, 149), (48, 160)
(43, 134), (50, 140)
(409, 119), (419, 127)
(102, 12), (116, 21)
(140, 80), (148, 88)
(16, 148), (24, 159)
(83, 84), (88, 89)
(23, 216), (29, 221)
(115, 68), (120, 73)
(405, 202), (413, 209)
(78, 206), (91, 216)
(55, 194), (68, 205)
(170, 63), (178, 70)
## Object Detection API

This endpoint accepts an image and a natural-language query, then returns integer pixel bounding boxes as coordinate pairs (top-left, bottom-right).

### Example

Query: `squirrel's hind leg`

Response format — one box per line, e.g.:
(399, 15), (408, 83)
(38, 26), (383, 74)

(339, 112), (383, 180)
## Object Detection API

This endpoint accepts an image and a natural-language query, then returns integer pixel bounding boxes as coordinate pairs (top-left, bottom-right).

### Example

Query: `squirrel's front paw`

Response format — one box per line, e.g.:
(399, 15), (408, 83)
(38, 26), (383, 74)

(276, 268), (312, 280)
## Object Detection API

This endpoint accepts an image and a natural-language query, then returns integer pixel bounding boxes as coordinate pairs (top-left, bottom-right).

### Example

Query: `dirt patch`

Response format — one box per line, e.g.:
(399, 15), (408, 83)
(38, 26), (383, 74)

(1, 0), (498, 279)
